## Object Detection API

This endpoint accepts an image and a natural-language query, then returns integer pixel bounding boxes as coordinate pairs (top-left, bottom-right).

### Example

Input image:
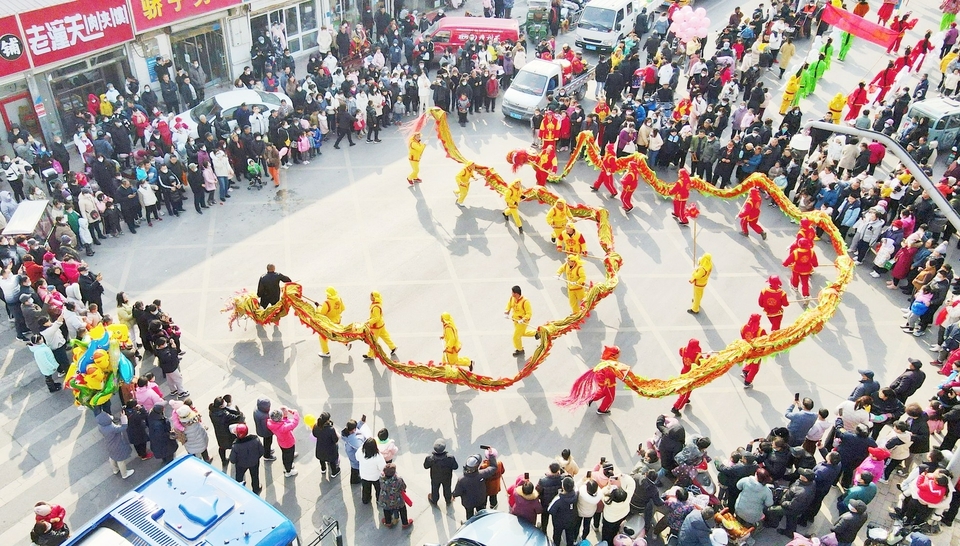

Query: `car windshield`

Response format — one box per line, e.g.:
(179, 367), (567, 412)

(191, 98), (221, 122)
(579, 6), (616, 32)
(511, 71), (548, 96)
(421, 21), (439, 40)
(257, 91), (282, 106)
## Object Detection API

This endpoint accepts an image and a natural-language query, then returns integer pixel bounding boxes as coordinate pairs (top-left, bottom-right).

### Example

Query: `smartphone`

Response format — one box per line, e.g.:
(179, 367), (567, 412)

(586, 470), (592, 478)
(600, 456), (606, 464)
(794, 392), (800, 401)
(480, 444), (490, 450)
(524, 472), (530, 480)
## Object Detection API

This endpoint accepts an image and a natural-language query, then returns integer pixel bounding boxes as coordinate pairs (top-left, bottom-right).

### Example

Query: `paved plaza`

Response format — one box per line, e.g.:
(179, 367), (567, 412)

(3, 0), (960, 544)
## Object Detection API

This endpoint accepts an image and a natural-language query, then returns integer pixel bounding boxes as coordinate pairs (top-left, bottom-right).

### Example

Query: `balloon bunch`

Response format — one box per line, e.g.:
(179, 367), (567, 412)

(65, 324), (136, 409)
(670, 6), (711, 42)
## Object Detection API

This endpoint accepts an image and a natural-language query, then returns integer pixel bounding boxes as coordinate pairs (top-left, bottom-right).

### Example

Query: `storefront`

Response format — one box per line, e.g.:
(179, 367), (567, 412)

(0, 15), (37, 155)
(47, 48), (130, 137)
(170, 23), (230, 86)
(250, 0), (322, 55)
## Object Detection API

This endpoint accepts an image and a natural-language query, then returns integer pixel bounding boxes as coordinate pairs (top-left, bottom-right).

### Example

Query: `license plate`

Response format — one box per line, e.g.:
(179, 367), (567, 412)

(585, 44), (596, 50)
(509, 112), (522, 119)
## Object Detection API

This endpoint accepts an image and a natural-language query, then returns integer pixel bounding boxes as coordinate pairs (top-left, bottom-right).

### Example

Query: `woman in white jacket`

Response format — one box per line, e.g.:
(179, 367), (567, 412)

(211, 149), (234, 203)
(576, 477), (604, 540)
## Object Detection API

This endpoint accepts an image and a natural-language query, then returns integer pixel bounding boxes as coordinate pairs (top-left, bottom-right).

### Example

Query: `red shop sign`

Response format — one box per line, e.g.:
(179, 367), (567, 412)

(0, 16), (31, 78)
(18, 0), (134, 68)
(132, 0), (242, 33)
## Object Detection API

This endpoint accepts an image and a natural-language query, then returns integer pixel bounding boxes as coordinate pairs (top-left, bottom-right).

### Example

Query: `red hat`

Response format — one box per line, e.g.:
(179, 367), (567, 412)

(601, 346), (620, 360)
(768, 275), (782, 289)
(892, 219), (903, 229)
(868, 447), (890, 460)
(230, 423), (249, 439)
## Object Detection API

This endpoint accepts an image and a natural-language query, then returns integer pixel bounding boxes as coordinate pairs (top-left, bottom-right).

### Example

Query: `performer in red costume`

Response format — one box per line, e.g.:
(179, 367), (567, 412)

(758, 275), (790, 330)
(620, 161), (639, 213)
(783, 237), (819, 298)
(871, 61), (898, 104)
(534, 144), (558, 186)
(671, 339), (702, 417)
(789, 218), (816, 252)
(555, 346), (632, 415)
(908, 31), (934, 72)
(670, 169), (692, 225)
(740, 314), (767, 389)
(738, 187), (767, 240)
(844, 82), (869, 122)
(539, 110), (559, 151)
(592, 143), (619, 196)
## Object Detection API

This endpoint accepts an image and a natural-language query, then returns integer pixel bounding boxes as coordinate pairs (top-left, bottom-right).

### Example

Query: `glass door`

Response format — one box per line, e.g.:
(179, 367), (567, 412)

(172, 29), (229, 87)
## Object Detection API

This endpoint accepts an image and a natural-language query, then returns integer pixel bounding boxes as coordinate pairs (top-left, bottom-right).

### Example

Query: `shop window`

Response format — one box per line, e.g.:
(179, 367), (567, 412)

(251, 0), (319, 55)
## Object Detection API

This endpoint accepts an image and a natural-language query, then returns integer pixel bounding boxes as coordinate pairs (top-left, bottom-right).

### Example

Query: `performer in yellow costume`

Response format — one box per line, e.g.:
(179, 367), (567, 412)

(780, 73), (800, 115)
(546, 198), (573, 242)
(440, 312), (473, 370)
(557, 254), (587, 314)
(502, 179), (524, 233)
(364, 291), (397, 360)
(827, 92), (845, 123)
(556, 222), (587, 256)
(407, 132), (426, 184)
(317, 286), (345, 358)
(688, 253), (713, 314)
(504, 285), (536, 356)
(454, 162), (476, 206)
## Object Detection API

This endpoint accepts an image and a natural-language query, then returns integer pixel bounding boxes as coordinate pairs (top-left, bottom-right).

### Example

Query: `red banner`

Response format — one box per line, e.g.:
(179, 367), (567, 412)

(820, 4), (899, 49)
(0, 16), (31, 78)
(131, 0), (241, 34)
(18, 0), (134, 68)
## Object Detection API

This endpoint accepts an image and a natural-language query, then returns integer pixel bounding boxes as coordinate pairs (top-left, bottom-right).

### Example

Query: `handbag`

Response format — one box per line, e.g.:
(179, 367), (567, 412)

(174, 429), (187, 444)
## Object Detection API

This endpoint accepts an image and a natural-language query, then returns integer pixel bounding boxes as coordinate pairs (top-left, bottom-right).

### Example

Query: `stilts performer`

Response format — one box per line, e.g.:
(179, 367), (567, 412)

(688, 253), (713, 315)
(783, 238), (818, 298)
(407, 132), (426, 185)
(546, 198), (573, 242)
(591, 143), (619, 196)
(845, 82), (869, 122)
(620, 161), (639, 213)
(317, 286), (345, 358)
(738, 188), (767, 240)
(505, 285), (536, 356)
(780, 71), (800, 115)
(758, 275), (790, 330)
(557, 254), (587, 314)
(740, 314), (767, 389)
(556, 346), (631, 415)
(871, 61), (898, 104)
(502, 179), (524, 233)
(670, 169), (692, 225)
(557, 222), (588, 256)
(454, 162), (476, 206)
(440, 313), (473, 370)
(827, 93), (845, 124)
(363, 291), (397, 360)
(534, 144), (558, 186)
(671, 339), (703, 417)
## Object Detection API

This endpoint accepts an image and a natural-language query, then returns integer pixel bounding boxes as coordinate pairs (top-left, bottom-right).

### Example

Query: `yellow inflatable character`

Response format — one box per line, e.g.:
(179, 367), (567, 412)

(364, 291), (397, 360)
(440, 313), (473, 370)
(505, 285), (536, 356)
(688, 253), (713, 314)
(558, 254), (587, 314)
(828, 93), (845, 123)
(318, 286), (346, 357)
(84, 349), (111, 391)
(502, 179), (524, 231)
(546, 198), (574, 242)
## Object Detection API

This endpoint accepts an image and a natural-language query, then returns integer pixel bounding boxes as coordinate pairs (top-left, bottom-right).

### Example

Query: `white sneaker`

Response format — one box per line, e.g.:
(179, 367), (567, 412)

(869, 271), (880, 278)
(853, 260), (862, 265)
(121, 469), (135, 479)
(930, 345), (942, 352)
(318, 352), (330, 358)
(303, 160), (310, 164)
(282, 165), (290, 169)
(284, 469), (298, 477)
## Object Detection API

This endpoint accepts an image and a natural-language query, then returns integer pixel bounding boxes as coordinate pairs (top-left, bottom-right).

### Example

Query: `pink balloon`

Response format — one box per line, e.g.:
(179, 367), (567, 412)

(694, 7), (707, 18)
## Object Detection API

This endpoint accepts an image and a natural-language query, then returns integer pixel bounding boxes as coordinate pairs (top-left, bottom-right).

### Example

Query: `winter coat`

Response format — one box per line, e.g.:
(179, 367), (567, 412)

(537, 472), (564, 510)
(452, 454), (499, 509)
(735, 476), (773, 525)
(146, 408), (178, 460)
(343, 428), (365, 469)
(657, 416), (686, 470)
(265, 410), (299, 449)
(781, 479), (816, 515)
(547, 489), (580, 529)
(313, 422), (339, 462)
(229, 435), (264, 468)
(29, 344), (58, 376)
(209, 406), (244, 448)
(124, 405), (150, 446)
(907, 412), (930, 453)
(881, 429), (913, 460)
(511, 487), (542, 524)
(630, 474), (664, 513)
(253, 397), (272, 438)
(97, 412), (133, 461)
(359, 452), (386, 482)
(423, 449), (459, 483)
(182, 415), (210, 456)
(378, 474), (407, 510)
(135, 385), (165, 413)
(678, 510), (713, 546)
(837, 432), (877, 470)
(832, 510), (867, 543)
(889, 368), (925, 400)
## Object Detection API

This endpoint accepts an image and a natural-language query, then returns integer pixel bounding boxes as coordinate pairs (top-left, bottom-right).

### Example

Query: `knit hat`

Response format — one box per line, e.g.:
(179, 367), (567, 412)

(230, 423), (249, 439)
(433, 439), (446, 453)
(270, 409), (283, 422)
(848, 499), (867, 514)
(34, 503), (51, 517)
(868, 447), (890, 460)
(176, 405), (195, 419)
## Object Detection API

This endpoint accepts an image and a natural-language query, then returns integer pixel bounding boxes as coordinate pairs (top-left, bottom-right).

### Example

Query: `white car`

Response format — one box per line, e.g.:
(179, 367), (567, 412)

(175, 89), (292, 139)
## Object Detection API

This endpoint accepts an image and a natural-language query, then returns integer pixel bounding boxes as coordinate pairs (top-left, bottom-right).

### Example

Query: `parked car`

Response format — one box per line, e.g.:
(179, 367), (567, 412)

(502, 59), (593, 121)
(176, 89), (291, 139)
(424, 510), (551, 546)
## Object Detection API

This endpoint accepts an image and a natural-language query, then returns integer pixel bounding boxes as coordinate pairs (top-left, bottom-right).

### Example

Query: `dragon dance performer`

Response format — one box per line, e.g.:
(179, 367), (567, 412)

(670, 169), (692, 225)
(557, 254), (587, 314)
(556, 222), (588, 256)
(317, 286), (346, 358)
(556, 346), (632, 415)
(789, 218), (816, 252)
(546, 198), (574, 243)
(534, 145), (558, 186)
(505, 285), (537, 356)
(407, 132), (425, 185)
(688, 253), (713, 315)
(758, 275), (790, 330)
(671, 339), (703, 417)
(738, 187), (768, 240)
(502, 179), (525, 233)
(539, 110), (559, 151)
(363, 291), (397, 360)
(440, 313), (473, 370)
(783, 238), (819, 298)
(740, 314), (767, 389)
(591, 143), (619, 196)
(620, 160), (639, 213)
(454, 162), (476, 206)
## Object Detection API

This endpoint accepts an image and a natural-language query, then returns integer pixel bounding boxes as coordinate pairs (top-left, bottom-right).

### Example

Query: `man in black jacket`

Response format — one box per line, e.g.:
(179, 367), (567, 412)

(778, 468), (816, 537)
(548, 477), (581, 546)
(115, 178), (139, 234)
(716, 450), (758, 511)
(629, 470), (664, 534)
(77, 265), (104, 311)
(831, 499), (867, 545)
(229, 423), (264, 494)
(424, 439), (459, 504)
(159, 74), (180, 113)
(257, 264), (291, 308)
(156, 336), (188, 398)
(452, 448), (499, 519)
(535, 462), (563, 533)
(657, 414), (686, 472)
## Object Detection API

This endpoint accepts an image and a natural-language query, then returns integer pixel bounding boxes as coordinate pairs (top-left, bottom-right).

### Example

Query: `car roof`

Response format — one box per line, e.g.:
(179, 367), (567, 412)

(214, 90), (270, 108)
(433, 16), (519, 32)
(910, 97), (960, 119)
(521, 59), (561, 76)
(450, 511), (551, 546)
(583, 0), (633, 11)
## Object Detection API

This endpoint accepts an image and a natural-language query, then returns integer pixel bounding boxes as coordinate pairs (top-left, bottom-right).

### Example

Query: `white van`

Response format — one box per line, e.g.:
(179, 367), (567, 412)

(575, 0), (638, 53)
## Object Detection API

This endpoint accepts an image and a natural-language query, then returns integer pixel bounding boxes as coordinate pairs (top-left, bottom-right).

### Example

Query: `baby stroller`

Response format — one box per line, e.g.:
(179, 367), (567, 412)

(246, 158), (265, 190)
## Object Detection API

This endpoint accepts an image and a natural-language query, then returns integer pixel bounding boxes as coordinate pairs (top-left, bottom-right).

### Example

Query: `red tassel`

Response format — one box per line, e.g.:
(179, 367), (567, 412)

(555, 369), (599, 408)
(508, 149), (530, 172)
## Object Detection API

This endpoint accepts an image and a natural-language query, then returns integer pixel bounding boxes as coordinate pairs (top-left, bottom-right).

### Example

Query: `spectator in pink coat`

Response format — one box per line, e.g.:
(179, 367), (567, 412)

(134, 376), (165, 413)
(266, 407), (300, 477)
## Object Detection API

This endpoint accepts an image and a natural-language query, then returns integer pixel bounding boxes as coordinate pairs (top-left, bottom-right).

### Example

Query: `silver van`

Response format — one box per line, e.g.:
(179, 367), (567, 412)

(905, 96), (960, 150)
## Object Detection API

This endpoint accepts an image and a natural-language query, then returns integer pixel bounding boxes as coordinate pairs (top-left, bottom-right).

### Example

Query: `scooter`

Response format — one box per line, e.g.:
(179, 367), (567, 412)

(864, 521), (937, 545)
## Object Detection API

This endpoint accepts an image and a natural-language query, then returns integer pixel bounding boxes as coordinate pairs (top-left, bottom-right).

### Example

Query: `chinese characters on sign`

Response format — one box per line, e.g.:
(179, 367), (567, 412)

(17, 0), (134, 67)
(131, 0), (239, 33)
(0, 16), (30, 78)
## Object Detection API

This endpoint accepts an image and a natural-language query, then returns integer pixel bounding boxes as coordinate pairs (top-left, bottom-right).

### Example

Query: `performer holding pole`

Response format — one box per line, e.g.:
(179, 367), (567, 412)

(738, 187), (768, 240)
(670, 169), (692, 225)
(620, 161), (639, 213)
(363, 291), (397, 360)
(557, 254), (587, 314)
(407, 132), (426, 185)
(556, 346), (632, 415)
(502, 179), (525, 233)
(783, 238), (818, 298)
(557, 223), (588, 256)
(591, 143), (619, 197)
(688, 253), (713, 315)
(758, 275), (790, 330)
(318, 286), (346, 358)
(671, 339), (703, 417)
(546, 198), (574, 243)
(440, 313), (473, 371)
(454, 162), (476, 206)
(740, 314), (767, 389)
(505, 285), (537, 356)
